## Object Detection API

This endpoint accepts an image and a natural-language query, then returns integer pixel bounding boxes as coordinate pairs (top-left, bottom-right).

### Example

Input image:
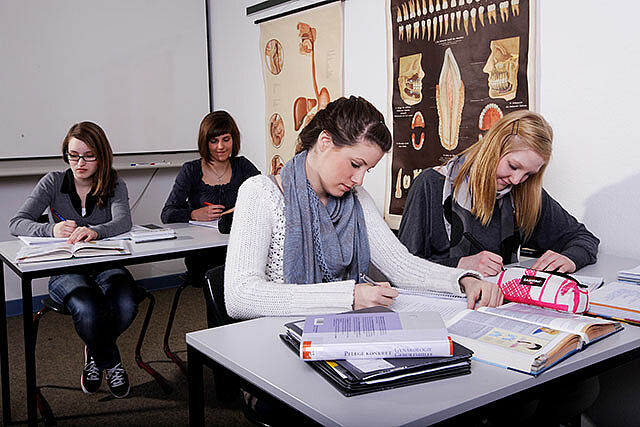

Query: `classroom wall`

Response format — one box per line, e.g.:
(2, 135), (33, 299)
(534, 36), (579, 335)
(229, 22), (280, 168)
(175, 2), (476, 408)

(3, 0), (639, 302)
(211, 0), (640, 259)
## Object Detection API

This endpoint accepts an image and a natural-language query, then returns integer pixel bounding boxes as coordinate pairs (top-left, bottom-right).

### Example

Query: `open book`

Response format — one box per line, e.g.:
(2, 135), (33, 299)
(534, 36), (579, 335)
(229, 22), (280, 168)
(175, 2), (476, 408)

(392, 295), (622, 375)
(16, 240), (131, 263)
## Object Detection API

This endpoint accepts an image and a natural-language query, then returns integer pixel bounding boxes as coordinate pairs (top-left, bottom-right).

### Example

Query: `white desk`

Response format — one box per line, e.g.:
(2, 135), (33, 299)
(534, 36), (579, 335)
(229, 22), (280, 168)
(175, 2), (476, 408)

(0, 223), (228, 426)
(186, 253), (640, 427)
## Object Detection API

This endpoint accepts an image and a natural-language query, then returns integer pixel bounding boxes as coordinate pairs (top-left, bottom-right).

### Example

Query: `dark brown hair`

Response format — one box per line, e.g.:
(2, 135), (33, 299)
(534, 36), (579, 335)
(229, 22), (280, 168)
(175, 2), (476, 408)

(296, 96), (392, 154)
(197, 111), (241, 162)
(62, 121), (117, 208)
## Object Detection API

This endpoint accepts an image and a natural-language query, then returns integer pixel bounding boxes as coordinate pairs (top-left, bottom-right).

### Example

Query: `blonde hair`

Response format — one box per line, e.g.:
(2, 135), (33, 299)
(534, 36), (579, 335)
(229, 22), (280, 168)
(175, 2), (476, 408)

(453, 109), (553, 240)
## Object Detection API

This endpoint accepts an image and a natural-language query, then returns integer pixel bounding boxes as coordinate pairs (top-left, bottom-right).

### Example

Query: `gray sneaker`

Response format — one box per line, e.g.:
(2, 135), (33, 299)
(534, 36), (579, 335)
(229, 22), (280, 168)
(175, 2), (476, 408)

(105, 362), (130, 398)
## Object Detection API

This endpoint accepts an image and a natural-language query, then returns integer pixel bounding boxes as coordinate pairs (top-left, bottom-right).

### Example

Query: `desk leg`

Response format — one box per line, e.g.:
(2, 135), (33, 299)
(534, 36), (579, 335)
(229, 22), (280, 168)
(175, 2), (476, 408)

(0, 263), (11, 425)
(188, 344), (204, 427)
(21, 276), (37, 426)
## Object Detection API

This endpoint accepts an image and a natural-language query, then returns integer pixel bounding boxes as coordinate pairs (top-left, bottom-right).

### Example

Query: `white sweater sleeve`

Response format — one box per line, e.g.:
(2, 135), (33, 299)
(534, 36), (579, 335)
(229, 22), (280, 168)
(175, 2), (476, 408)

(224, 176), (355, 320)
(357, 186), (474, 295)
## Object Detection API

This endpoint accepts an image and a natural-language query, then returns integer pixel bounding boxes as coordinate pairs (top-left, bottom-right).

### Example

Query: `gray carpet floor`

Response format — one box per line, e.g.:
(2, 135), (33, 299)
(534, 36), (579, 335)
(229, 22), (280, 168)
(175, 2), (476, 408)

(1, 285), (253, 426)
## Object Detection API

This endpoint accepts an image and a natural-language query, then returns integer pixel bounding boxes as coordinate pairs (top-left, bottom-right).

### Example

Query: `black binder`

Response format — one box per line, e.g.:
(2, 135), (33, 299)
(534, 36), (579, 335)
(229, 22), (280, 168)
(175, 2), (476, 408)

(281, 319), (473, 397)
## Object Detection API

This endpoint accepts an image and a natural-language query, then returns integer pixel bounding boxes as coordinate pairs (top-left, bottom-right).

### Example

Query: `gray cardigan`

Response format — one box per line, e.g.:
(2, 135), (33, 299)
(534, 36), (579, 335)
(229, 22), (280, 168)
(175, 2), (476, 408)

(9, 170), (132, 239)
(398, 168), (600, 270)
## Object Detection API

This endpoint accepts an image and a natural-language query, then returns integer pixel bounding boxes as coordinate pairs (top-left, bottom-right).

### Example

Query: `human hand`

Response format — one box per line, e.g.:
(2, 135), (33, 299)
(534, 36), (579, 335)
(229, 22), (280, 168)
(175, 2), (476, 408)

(460, 276), (504, 309)
(457, 251), (504, 277)
(66, 226), (98, 244)
(531, 250), (576, 273)
(353, 282), (399, 310)
(191, 204), (225, 221)
(53, 220), (77, 238)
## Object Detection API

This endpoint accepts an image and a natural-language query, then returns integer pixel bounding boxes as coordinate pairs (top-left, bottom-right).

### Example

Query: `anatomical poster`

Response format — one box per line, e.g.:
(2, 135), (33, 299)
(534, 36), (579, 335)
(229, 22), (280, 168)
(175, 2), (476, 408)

(260, 2), (344, 175)
(385, 0), (535, 228)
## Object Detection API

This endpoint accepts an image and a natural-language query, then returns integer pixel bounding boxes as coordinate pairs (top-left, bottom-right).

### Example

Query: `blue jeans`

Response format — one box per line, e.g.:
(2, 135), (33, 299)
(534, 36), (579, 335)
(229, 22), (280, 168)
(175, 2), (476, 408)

(48, 268), (138, 369)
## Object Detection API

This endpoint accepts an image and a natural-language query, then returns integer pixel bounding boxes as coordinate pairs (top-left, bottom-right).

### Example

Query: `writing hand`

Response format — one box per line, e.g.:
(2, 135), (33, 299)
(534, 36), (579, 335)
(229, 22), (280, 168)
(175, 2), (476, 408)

(353, 282), (398, 310)
(66, 226), (98, 244)
(460, 276), (504, 309)
(191, 205), (225, 221)
(531, 250), (576, 273)
(457, 251), (504, 277)
(53, 220), (77, 238)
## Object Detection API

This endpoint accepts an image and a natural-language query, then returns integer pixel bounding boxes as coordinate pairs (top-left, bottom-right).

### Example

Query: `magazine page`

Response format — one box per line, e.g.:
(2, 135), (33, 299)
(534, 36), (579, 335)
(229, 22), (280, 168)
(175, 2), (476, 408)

(446, 309), (580, 374)
(392, 294), (467, 323)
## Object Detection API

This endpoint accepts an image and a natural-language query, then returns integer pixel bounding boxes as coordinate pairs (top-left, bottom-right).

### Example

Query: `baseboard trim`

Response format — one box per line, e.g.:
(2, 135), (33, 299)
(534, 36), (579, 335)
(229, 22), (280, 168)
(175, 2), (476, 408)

(4, 273), (184, 317)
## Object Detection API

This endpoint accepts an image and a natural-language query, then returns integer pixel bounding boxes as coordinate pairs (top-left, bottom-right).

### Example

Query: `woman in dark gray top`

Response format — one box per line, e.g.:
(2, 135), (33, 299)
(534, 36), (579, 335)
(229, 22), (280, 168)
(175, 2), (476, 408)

(161, 111), (259, 325)
(9, 122), (135, 398)
(398, 110), (599, 278)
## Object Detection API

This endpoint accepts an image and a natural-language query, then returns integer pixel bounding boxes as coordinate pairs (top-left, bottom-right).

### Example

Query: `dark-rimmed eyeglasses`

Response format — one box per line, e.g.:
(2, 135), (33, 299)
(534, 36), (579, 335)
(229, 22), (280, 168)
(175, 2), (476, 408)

(67, 153), (97, 162)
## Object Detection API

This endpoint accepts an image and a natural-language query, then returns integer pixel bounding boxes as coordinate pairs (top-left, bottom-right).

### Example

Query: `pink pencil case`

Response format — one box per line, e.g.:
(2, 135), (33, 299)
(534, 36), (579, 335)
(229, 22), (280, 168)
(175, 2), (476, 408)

(496, 267), (589, 314)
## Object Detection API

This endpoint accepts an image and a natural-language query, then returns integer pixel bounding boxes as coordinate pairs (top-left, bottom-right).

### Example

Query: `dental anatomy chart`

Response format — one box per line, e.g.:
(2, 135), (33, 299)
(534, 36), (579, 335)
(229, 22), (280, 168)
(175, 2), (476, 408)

(385, 0), (535, 227)
(260, 2), (344, 174)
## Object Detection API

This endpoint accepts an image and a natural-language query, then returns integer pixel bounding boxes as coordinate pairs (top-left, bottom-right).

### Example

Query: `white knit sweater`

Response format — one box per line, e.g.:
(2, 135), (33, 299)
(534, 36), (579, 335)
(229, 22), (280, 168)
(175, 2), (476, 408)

(225, 175), (474, 320)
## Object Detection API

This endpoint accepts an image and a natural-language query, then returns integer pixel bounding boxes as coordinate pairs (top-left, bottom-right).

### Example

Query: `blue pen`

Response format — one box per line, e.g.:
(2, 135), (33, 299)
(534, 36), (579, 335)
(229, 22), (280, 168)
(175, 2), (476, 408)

(52, 209), (65, 221)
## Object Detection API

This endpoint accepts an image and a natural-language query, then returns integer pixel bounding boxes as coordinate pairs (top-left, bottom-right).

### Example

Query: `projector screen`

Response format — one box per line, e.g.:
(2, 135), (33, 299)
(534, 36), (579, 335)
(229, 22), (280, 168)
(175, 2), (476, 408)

(0, 0), (210, 160)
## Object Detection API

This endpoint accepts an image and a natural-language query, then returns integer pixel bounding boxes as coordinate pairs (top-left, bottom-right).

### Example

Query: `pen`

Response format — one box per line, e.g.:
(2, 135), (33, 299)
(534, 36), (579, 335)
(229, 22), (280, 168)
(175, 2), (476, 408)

(52, 209), (65, 221)
(203, 202), (213, 206)
(359, 273), (380, 286)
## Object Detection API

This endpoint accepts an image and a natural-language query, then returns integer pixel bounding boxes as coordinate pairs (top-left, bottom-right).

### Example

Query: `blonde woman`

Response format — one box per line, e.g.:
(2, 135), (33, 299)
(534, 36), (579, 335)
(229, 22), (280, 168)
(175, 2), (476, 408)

(399, 110), (599, 277)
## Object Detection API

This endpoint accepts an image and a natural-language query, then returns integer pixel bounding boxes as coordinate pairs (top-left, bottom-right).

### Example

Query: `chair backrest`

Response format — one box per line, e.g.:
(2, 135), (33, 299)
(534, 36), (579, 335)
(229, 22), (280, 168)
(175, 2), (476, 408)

(204, 265), (236, 327)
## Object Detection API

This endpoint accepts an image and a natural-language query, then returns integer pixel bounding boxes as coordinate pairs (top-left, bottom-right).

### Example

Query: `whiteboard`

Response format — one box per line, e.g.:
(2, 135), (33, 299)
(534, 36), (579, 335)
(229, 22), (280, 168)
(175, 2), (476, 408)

(0, 0), (210, 160)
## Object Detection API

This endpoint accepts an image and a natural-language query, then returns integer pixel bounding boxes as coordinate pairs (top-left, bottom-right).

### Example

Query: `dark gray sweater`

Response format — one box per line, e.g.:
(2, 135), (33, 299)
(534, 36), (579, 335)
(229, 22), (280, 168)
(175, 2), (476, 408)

(9, 169), (132, 239)
(398, 169), (600, 270)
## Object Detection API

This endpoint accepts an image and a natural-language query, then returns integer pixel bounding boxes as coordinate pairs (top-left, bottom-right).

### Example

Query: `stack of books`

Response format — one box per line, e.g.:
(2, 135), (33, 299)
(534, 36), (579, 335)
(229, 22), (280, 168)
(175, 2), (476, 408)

(588, 283), (640, 324)
(280, 307), (473, 396)
(617, 265), (640, 284)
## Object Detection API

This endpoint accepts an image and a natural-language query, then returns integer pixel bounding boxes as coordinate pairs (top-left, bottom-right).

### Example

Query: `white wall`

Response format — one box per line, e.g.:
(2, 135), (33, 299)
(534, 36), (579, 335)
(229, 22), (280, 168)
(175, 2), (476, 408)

(211, 0), (640, 259)
(3, 0), (640, 301)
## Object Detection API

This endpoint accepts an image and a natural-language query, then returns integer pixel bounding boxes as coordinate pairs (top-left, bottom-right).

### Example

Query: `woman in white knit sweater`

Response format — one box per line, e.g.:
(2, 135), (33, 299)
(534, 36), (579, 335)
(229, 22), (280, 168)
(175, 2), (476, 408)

(225, 96), (502, 320)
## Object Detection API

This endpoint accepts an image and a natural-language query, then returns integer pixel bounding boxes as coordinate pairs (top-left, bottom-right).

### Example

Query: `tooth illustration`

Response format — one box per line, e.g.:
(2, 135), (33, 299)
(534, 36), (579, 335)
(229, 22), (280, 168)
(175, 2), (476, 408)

(399, 25), (404, 40)
(409, 0), (416, 19)
(479, 6), (485, 26)
(413, 21), (420, 40)
(427, 18), (432, 40)
(395, 168), (403, 198)
(406, 23), (412, 42)
(471, 7), (477, 31)
(432, 16), (438, 40)
(429, 0), (434, 14)
(487, 4), (497, 24)
(468, 0), (473, 3)
(443, 1), (448, 10)
(436, 0), (441, 12)
(444, 13), (449, 34)
(413, 169), (423, 179)
(451, 0), (457, 7)
(499, 1), (509, 22)
(417, 0), (422, 17)
(397, 7), (402, 23)
(421, 20), (426, 39)
(439, 14), (443, 37)
(511, 0), (519, 16)
(423, 0), (428, 15)
(456, 11), (461, 31)
(450, 12), (455, 32)
(403, 174), (411, 189)
(462, 10), (469, 35)
(436, 48), (465, 151)
(402, 3), (409, 21)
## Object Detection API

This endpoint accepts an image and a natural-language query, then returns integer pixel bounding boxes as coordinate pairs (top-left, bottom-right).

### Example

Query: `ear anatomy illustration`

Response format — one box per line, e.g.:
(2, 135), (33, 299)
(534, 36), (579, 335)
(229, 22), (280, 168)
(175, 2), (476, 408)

(398, 53), (425, 106)
(269, 113), (285, 148)
(292, 22), (331, 132)
(483, 36), (520, 101)
(436, 48), (464, 151)
(265, 39), (284, 75)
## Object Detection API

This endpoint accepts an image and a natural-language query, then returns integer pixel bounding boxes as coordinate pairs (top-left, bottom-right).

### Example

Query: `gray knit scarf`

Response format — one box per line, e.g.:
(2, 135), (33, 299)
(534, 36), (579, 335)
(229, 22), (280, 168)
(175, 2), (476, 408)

(282, 150), (370, 284)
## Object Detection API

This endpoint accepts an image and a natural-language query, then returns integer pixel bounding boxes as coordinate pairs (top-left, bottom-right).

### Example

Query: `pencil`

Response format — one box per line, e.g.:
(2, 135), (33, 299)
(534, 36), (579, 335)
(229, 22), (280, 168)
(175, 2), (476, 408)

(462, 232), (485, 252)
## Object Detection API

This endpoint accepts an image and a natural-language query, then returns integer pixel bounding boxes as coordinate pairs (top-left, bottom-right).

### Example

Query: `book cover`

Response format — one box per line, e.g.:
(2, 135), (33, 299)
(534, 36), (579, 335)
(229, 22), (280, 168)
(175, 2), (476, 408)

(299, 310), (453, 361)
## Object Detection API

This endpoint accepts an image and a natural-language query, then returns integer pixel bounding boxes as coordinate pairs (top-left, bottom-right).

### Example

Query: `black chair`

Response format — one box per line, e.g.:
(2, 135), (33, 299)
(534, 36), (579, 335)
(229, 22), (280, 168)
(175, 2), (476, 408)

(204, 265), (237, 328)
(32, 286), (172, 425)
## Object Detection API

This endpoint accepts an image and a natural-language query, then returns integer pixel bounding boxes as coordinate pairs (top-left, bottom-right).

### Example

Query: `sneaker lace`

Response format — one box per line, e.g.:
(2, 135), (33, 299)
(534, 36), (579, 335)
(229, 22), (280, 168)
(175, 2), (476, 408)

(106, 363), (126, 387)
(85, 358), (101, 381)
